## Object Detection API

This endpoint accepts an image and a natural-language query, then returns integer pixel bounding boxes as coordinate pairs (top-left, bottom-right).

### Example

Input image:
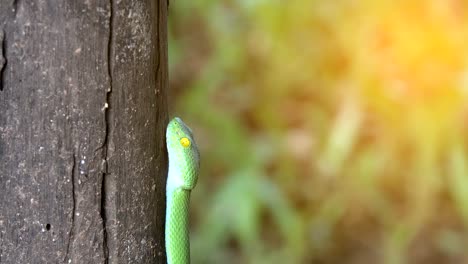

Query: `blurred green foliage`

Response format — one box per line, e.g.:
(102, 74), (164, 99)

(168, 1), (468, 263)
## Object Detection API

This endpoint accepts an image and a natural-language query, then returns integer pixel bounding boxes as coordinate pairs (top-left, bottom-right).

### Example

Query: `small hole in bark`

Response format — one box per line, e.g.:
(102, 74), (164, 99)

(45, 223), (51, 230)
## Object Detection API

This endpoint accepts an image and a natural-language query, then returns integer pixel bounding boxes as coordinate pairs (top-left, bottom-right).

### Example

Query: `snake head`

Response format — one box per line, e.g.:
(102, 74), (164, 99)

(166, 117), (200, 191)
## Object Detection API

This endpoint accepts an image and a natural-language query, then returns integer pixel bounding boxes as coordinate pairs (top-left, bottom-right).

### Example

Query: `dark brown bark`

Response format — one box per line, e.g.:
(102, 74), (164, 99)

(0, 0), (168, 263)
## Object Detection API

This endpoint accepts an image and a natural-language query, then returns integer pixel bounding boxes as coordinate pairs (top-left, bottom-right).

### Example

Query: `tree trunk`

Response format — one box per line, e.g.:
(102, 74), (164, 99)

(0, 0), (168, 263)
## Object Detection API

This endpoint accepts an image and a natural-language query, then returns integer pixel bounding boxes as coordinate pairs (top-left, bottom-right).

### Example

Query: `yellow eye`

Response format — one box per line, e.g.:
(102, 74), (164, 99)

(180, 137), (191, 148)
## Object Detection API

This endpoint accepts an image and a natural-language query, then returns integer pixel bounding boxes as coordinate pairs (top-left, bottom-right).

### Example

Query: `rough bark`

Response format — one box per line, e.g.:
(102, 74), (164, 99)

(0, 0), (168, 263)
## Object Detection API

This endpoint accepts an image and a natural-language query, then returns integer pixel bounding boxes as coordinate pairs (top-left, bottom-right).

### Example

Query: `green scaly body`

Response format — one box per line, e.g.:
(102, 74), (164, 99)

(166, 117), (200, 264)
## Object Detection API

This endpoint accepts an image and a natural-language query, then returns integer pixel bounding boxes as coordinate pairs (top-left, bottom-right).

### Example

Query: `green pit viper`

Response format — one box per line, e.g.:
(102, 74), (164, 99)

(165, 117), (200, 264)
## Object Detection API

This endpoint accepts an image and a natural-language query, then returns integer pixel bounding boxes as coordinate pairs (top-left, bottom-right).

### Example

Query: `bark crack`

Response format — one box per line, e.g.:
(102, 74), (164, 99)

(0, 30), (7, 91)
(13, 0), (21, 15)
(64, 154), (77, 263)
(155, 0), (163, 93)
(100, 0), (116, 262)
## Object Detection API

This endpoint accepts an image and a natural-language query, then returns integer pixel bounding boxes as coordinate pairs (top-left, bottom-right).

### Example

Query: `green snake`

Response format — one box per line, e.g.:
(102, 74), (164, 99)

(165, 117), (200, 264)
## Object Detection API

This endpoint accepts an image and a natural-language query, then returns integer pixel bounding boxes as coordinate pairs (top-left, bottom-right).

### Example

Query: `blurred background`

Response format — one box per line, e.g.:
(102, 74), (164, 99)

(168, 1), (468, 263)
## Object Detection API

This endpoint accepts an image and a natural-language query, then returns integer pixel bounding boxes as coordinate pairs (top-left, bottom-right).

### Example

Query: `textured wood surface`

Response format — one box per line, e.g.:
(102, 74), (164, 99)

(0, 0), (168, 263)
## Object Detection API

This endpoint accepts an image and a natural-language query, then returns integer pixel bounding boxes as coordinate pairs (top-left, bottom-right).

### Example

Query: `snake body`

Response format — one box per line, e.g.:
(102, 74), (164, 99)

(166, 117), (200, 264)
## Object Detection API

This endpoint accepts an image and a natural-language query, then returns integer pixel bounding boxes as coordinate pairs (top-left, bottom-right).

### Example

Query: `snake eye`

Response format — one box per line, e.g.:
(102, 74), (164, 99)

(180, 137), (191, 148)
